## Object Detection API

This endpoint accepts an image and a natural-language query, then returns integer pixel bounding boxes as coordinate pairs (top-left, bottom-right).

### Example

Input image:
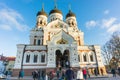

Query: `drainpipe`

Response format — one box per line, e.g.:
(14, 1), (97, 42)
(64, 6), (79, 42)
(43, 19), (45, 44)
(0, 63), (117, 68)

(94, 48), (99, 75)
(21, 45), (27, 70)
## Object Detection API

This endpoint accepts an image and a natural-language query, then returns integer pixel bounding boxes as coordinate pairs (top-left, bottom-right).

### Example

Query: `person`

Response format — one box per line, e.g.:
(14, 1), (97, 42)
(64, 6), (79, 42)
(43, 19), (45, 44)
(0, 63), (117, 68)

(32, 70), (38, 80)
(45, 73), (48, 80)
(18, 69), (24, 80)
(111, 68), (116, 77)
(61, 69), (66, 80)
(41, 70), (45, 80)
(6, 68), (12, 80)
(100, 69), (104, 76)
(38, 70), (41, 80)
(56, 68), (60, 79)
(76, 67), (84, 80)
(82, 68), (87, 80)
(87, 68), (90, 78)
(118, 67), (120, 76)
(65, 61), (69, 68)
(65, 67), (74, 80)
(94, 68), (98, 76)
(49, 71), (53, 80)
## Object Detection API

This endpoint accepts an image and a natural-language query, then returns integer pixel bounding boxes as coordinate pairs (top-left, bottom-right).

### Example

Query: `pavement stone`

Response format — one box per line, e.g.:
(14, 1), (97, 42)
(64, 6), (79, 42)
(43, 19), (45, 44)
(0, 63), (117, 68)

(1, 74), (120, 80)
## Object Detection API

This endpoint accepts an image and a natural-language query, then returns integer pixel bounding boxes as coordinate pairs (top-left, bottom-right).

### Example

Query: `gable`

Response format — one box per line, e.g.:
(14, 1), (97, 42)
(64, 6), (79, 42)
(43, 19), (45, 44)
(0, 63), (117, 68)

(46, 19), (69, 29)
(49, 29), (75, 45)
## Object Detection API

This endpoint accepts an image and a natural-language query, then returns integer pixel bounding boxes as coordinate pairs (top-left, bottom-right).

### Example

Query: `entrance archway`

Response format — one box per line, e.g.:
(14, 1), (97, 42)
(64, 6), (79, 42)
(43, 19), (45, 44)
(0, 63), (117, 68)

(63, 50), (70, 67)
(55, 49), (70, 68)
(56, 50), (62, 67)
(63, 50), (70, 61)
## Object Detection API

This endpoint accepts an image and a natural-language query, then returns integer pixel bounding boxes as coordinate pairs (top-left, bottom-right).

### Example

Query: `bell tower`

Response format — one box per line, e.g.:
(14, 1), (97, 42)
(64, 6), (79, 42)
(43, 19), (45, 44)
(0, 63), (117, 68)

(36, 4), (48, 28)
(66, 5), (77, 28)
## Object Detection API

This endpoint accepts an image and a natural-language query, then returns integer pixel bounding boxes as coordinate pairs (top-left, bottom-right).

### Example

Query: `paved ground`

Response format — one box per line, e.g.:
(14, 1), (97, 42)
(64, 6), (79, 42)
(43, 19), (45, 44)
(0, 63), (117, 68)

(1, 74), (120, 80)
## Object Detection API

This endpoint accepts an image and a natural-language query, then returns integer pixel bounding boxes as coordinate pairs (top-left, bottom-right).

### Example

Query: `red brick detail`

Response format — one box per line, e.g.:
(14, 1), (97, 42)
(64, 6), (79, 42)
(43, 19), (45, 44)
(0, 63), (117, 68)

(23, 64), (47, 66)
(13, 68), (46, 76)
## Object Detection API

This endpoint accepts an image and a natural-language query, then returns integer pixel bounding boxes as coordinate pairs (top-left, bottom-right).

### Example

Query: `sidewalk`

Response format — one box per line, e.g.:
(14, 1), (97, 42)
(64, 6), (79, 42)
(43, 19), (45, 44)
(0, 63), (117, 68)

(89, 74), (119, 79)
(10, 76), (33, 80)
(9, 74), (117, 80)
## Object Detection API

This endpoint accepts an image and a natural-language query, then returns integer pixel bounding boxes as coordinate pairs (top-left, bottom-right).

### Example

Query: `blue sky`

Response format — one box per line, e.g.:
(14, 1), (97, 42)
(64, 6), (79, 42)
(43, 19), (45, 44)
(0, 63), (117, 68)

(0, 0), (120, 56)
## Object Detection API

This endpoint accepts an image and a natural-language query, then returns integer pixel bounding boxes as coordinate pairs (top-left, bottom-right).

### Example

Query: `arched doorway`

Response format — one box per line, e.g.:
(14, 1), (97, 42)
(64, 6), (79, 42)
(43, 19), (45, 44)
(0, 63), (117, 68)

(63, 50), (70, 67)
(56, 49), (70, 68)
(56, 50), (62, 67)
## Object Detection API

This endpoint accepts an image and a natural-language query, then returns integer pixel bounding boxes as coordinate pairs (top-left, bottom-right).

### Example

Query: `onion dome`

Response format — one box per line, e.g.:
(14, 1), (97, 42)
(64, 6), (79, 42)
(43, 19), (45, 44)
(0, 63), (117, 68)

(37, 8), (47, 17)
(49, 6), (62, 15)
(66, 10), (76, 18)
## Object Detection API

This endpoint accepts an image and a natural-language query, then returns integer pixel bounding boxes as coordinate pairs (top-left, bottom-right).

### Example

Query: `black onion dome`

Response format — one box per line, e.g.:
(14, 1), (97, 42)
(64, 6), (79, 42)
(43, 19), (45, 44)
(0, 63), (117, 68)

(66, 10), (76, 18)
(49, 8), (62, 15)
(37, 9), (47, 17)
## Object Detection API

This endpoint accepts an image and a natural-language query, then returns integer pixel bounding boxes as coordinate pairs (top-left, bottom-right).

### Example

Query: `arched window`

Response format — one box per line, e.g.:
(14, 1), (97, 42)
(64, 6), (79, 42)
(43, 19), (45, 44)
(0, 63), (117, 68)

(90, 54), (94, 62)
(26, 55), (30, 63)
(78, 55), (80, 62)
(72, 22), (74, 26)
(34, 39), (36, 45)
(38, 40), (40, 45)
(41, 54), (45, 63)
(40, 21), (42, 24)
(34, 55), (38, 63)
(83, 54), (87, 62)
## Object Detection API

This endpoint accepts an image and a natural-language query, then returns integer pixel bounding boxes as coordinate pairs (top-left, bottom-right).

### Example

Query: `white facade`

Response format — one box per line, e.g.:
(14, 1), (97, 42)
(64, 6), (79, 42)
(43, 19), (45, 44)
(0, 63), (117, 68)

(14, 7), (104, 70)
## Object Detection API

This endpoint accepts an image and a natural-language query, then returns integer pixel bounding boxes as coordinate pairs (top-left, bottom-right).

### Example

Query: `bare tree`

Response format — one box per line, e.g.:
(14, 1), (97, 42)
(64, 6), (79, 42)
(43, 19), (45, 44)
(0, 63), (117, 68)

(102, 42), (112, 69)
(109, 32), (120, 68)
(102, 31), (120, 69)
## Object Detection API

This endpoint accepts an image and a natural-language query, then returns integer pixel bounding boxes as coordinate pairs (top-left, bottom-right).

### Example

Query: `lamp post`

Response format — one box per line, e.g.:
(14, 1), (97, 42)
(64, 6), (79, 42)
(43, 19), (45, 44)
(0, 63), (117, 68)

(3, 59), (9, 74)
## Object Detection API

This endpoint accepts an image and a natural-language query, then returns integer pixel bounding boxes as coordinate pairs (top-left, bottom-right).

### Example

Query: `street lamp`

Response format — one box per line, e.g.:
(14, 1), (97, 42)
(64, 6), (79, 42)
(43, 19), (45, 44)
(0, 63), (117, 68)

(3, 59), (9, 73)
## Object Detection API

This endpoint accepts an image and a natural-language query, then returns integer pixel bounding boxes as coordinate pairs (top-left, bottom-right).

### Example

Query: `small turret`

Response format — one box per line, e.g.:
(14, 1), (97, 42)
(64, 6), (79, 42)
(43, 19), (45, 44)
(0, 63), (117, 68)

(36, 4), (48, 28)
(66, 8), (77, 27)
(49, 3), (63, 22)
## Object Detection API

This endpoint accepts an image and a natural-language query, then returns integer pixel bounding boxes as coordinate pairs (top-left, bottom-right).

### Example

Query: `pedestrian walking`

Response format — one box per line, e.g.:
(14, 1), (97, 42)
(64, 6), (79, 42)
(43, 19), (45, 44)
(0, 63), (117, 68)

(76, 67), (84, 80)
(56, 68), (60, 79)
(61, 69), (66, 80)
(87, 68), (90, 78)
(45, 73), (48, 80)
(100, 68), (104, 76)
(41, 70), (46, 80)
(65, 67), (74, 80)
(6, 68), (12, 80)
(111, 68), (116, 77)
(65, 60), (69, 68)
(32, 70), (38, 80)
(118, 67), (120, 76)
(18, 69), (24, 80)
(83, 68), (87, 80)
(94, 68), (98, 76)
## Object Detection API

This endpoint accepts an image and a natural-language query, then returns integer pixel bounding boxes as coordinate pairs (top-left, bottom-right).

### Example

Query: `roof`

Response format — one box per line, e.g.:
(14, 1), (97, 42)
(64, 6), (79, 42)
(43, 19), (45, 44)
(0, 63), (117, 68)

(66, 10), (76, 18)
(49, 8), (62, 15)
(0, 55), (15, 61)
(37, 8), (47, 17)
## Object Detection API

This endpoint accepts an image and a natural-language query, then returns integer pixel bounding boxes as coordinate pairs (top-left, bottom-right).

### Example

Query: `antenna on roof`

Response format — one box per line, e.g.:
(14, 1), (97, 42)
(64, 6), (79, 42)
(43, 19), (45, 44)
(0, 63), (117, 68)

(69, 4), (72, 13)
(54, 0), (57, 9)
(42, 3), (44, 11)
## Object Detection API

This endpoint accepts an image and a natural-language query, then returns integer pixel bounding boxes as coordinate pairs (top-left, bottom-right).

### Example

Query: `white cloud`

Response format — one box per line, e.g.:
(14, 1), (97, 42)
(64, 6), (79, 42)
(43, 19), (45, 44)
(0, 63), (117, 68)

(107, 23), (120, 33)
(0, 3), (29, 31)
(85, 17), (120, 34)
(102, 17), (117, 28)
(85, 20), (97, 28)
(104, 10), (109, 14)
(101, 17), (120, 33)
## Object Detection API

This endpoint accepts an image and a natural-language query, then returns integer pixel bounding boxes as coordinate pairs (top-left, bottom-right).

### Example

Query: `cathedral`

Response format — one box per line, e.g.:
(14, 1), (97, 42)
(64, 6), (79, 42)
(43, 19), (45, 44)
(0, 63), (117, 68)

(13, 4), (106, 76)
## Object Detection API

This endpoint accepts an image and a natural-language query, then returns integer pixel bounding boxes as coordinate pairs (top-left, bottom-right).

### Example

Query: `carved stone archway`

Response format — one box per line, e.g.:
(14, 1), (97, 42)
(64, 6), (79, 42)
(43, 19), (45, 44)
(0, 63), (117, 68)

(55, 49), (70, 68)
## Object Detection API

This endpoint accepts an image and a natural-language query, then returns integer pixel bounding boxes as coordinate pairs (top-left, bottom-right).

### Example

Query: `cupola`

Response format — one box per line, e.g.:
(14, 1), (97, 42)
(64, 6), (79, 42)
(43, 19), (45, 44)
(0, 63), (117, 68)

(36, 5), (48, 28)
(66, 10), (76, 19)
(49, 5), (63, 22)
(66, 9), (77, 27)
